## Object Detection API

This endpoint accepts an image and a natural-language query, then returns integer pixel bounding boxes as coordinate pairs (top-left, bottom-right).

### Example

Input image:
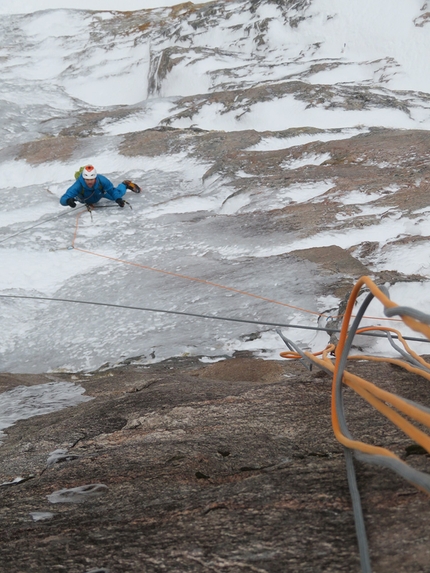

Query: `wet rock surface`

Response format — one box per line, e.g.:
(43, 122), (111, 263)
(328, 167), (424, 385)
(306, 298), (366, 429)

(0, 354), (429, 572)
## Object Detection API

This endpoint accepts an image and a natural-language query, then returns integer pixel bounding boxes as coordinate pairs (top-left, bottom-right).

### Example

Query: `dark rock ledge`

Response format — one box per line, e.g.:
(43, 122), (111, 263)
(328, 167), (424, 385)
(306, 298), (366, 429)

(0, 354), (429, 573)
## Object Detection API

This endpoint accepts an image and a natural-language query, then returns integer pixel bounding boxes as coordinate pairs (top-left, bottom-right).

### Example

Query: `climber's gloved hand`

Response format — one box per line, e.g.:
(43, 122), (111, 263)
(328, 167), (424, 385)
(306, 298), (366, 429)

(116, 198), (125, 208)
(66, 198), (76, 208)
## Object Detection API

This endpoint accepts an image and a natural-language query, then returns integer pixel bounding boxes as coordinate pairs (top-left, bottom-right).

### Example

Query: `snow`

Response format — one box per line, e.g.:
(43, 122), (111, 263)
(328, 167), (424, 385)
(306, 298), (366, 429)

(0, 0), (182, 13)
(303, 0), (430, 93)
(0, 249), (105, 293)
(101, 101), (177, 135)
(281, 153), (331, 170)
(1, 0), (430, 429)
(253, 214), (427, 257)
(340, 191), (385, 206)
(247, 128), (370, 151)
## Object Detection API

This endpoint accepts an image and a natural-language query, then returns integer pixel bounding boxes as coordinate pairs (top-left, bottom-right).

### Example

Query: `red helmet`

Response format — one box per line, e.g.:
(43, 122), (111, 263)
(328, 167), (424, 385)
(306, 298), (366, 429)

(82, 165), (97, 180)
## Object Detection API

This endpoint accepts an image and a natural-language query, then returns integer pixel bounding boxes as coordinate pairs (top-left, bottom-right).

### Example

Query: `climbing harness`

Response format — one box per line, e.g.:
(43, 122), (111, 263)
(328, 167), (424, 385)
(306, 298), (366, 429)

(85, 203), (95, 221)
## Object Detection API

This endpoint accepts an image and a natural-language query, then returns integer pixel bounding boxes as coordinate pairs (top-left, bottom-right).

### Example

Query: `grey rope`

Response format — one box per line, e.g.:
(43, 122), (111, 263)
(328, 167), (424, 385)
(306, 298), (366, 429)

(385, 305), (430, 325)
(344, 448), (372, 573)
(278, 325), (372, 573)
(384, 331), (430, 373)
(0, 294), (341, 330)
(0, 294), (429, 345)
(280, 290), (430, 573)
(333, 291), (377, 573)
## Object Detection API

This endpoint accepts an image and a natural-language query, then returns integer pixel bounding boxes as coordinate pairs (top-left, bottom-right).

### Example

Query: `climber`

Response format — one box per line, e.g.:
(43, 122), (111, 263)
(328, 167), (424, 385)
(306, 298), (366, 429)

(59, 164), (141, 209)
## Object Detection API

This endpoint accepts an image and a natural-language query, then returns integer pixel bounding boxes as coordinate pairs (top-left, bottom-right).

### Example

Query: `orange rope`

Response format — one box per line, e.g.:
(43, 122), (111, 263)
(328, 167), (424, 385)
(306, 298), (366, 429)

(332, 278), (430, 451)
(280, 275), (430, 492)
(71, 211), (402, 322)
(279, 343), (335, 361)
(73, 214), (430, 481)
(361, 277), (430, 339)
(298, 349), (430, 456)
(72, 211), (327, 317)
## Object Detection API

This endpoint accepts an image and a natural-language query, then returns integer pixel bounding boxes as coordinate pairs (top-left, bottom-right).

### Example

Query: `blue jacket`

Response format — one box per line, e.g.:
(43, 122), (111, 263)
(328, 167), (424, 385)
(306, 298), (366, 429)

(60, 175), (126, 206)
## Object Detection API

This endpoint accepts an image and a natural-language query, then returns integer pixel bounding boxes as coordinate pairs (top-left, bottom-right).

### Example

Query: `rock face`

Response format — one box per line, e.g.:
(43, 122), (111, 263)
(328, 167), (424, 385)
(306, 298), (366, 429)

(12, 125), (430, 301)
(0, 354), (429, 573)
(1, 4), (430, 568)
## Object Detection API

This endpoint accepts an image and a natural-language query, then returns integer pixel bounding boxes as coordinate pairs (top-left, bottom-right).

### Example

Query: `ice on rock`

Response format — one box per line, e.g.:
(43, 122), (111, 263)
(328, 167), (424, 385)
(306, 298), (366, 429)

(0, 382), (93, 444)
(46, 448), (79, 466)
(47, 483), (108, 504)
(1, 476), (28, 486)
(30, 511), (54, 522)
